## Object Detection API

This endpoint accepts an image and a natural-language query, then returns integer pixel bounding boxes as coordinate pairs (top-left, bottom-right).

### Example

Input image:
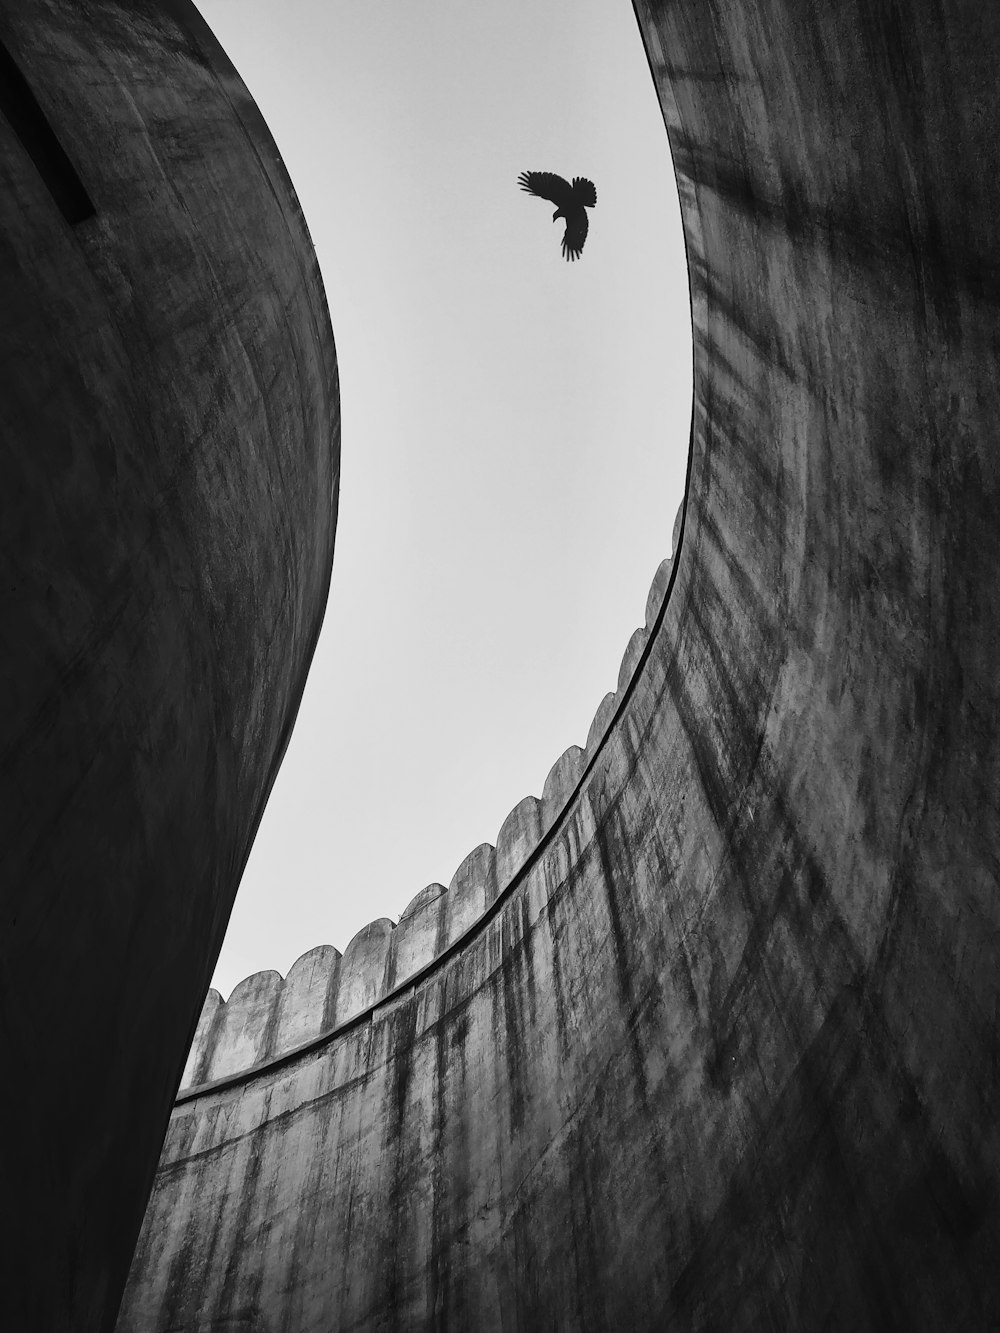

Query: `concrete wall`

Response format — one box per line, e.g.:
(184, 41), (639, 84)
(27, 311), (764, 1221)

(171, 551), (675, 1097)
(0, 3), (338, 1329)
(119, 0), (1000, 1328)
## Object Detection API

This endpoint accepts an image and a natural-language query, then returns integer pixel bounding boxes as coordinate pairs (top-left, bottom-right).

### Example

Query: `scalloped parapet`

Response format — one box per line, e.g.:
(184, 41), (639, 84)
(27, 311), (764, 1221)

(617, 626), (649, 692)
(645, 557), (672, 629)
(586, 690), (618, 754)
(182, 551), (679, 1093)
(495, 794), (543, 887)
(177, 948), (342, 1093)
(332, 918), (395, 1025)
(272, 944), (341, 1053)
(540, 745), (587, 831)
(444, 842), (498, 943)
(388, 883), (448, 989)
(179, 988), (223, 1089)
(203, 969), (283, 1083)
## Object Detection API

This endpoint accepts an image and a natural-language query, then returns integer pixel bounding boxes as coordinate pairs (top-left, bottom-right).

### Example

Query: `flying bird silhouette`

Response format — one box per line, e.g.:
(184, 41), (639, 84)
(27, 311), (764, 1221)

(517, 171), (597, 261)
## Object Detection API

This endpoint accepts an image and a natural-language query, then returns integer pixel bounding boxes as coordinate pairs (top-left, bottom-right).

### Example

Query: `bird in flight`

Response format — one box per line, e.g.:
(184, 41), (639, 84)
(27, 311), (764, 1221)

(517, 171), (597, 261)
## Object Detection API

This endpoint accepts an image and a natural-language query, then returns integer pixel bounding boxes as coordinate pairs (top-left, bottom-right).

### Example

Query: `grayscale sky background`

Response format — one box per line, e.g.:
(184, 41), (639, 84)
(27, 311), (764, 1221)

(204, 0), (692, 999)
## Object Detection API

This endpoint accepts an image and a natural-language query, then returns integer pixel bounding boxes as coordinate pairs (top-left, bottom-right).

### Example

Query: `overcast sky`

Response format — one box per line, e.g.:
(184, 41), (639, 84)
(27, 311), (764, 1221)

(203, 0), (692, 999)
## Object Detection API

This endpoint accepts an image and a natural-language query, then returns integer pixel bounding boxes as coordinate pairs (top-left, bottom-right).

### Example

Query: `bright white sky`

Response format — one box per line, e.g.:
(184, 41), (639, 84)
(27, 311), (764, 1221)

(204, 0), (692, 998)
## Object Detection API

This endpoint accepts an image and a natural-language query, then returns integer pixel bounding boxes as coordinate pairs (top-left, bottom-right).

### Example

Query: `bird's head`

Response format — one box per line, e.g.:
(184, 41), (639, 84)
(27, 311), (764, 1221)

(552, 208), (565, 222)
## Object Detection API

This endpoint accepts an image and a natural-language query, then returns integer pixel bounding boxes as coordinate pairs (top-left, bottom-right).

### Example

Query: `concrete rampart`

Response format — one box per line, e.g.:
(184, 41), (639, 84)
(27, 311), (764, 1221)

(175, 551), (676, 1095)
(118, 0), (1000, 1329)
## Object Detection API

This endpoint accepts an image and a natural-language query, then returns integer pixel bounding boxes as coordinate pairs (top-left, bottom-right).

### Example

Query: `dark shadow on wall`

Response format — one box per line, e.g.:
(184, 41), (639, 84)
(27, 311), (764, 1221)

(0, 38), (94, 222)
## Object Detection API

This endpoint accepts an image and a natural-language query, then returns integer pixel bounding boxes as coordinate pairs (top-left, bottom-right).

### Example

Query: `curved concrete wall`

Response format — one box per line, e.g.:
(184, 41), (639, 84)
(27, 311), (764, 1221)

(119, 0), (1000, 1329)
(0, 2), (338, 1329)
(170, 551), (676, 1096)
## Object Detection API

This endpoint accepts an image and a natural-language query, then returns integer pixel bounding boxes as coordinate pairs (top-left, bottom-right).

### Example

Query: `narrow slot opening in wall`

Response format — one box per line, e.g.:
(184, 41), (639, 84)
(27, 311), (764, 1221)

(0, 38), (95, 224)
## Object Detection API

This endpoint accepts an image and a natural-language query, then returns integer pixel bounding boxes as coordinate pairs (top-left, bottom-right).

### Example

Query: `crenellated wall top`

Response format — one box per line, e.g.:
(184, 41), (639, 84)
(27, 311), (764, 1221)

(178, 525), (684, 1098)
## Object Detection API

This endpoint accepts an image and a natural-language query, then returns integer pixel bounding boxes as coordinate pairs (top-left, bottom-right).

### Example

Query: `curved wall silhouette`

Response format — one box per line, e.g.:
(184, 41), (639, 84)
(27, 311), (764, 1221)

(119, 0), (1000, 1328)
(0, 3), (338, 1329)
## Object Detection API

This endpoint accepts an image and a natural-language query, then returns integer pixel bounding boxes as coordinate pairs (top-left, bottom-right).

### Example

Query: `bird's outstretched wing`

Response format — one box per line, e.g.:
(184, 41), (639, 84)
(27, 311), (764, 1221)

(571, 177), (597, 208)
(561, 209), (589, 262)
(517, 170), (574, 208)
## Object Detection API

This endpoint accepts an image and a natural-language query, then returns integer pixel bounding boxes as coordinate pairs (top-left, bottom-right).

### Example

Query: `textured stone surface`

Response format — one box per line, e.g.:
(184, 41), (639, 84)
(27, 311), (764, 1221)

(0, 2), (338, 1328)
(169, 555), (667, 1100)
(391, 885), (449, 988)
(120, 0), (1000, 1329)
(272, 944), (341, 1051)
(540, 744), (587, 831)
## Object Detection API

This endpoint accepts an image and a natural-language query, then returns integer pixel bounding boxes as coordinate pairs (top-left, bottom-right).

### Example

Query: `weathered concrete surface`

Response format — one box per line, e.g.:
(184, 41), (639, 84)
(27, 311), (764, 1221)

(120, 0), (1000, 1328)
(0, 2), (338, 1329)
(168, 553), (673, 1100)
